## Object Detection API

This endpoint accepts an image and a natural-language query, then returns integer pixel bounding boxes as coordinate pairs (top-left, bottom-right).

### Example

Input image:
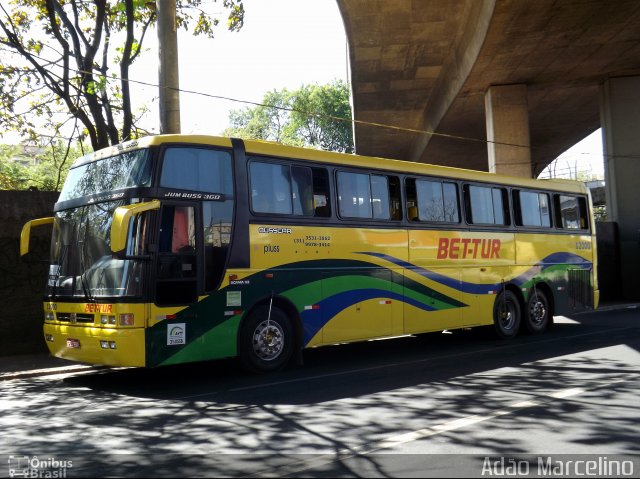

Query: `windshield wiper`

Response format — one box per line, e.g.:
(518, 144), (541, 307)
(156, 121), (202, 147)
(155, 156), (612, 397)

(78, 242), (95, 303)
(50, 245), (68, 300)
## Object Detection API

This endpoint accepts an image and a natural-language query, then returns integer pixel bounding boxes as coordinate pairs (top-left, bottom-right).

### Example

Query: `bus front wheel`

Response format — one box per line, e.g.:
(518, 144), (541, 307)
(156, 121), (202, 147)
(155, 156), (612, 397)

(239, 304), (293, 373)
(493, 290), (521, 339)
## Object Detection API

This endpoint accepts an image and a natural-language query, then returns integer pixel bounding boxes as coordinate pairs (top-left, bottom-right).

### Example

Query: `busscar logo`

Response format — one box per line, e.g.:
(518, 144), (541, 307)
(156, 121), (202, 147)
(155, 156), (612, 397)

(258, 227), (292, 234)
(167, 323), (186, 345)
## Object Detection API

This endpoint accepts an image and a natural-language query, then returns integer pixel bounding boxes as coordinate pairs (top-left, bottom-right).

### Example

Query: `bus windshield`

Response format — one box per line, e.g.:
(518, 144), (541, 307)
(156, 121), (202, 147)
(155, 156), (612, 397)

(59, 149), (152, 201)
(48, 200), (146, 298)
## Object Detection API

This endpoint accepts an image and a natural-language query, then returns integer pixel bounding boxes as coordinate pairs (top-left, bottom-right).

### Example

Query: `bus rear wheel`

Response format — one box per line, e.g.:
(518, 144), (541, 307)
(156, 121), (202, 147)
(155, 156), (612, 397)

(493, 290), (521, 339)
(524, 289), (550, 334)
(239, 304), (293, 373)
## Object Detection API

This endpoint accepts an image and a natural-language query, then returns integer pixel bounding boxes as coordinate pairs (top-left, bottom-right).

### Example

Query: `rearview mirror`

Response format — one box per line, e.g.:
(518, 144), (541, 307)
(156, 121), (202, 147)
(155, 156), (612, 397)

(111, 200), (160, 255)
(20, 217), (54, 256)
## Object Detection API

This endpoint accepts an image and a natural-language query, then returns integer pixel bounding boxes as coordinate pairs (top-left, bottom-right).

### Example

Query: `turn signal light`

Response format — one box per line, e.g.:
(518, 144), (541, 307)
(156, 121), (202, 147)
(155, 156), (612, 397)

(119, 314), (134, 326)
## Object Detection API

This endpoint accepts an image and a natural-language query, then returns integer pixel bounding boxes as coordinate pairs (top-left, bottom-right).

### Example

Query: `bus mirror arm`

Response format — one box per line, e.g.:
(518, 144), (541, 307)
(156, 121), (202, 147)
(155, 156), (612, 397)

(111, 200), (161, 255)
(20, 217), (54, 257)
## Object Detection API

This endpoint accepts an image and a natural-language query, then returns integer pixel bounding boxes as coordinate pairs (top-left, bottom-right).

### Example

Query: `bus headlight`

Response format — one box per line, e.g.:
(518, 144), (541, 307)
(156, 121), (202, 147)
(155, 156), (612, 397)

(101, 315), (116, 325)
(45, 312), (55, 321)
(100, 340), (117, 349)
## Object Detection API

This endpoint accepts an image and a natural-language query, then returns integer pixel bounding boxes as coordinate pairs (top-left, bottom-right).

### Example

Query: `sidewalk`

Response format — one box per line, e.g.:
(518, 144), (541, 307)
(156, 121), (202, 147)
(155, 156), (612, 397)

(1, 301), (638, 381)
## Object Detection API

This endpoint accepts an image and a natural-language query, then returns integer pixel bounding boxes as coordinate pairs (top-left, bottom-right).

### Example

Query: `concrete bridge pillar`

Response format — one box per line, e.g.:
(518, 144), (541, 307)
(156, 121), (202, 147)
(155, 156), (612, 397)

(484, 84), (532, 178)
(600, 76), (640, 300)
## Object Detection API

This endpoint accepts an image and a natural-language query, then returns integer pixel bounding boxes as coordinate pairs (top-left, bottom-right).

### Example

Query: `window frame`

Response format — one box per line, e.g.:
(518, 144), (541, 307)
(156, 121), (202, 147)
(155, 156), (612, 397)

(463, 183), (511, 227)
(513, 189), (552, 229)
(407, 177), (461, 224)
(553, 193), (590, 231)
(335, 169), (400, 221)
(248, 157), (332, 219)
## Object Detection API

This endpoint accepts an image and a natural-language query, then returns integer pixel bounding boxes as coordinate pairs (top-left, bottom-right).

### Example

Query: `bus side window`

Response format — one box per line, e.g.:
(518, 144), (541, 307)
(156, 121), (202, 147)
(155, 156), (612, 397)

(159, 206), (195, 253)
(405, 179), (418, 221)
(312, 168), (331, 217)
(554, 194), (589, 230)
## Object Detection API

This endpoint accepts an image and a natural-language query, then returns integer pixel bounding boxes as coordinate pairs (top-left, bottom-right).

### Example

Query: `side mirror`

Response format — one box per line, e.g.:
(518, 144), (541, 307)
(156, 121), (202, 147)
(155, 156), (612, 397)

(20, 217), (54, 256)
(111, 200), (160, 255)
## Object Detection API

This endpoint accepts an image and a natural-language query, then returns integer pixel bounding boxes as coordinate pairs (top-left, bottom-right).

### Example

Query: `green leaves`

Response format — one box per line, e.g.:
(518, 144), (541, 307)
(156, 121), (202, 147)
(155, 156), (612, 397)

(224, 80), (354, 153)
(1, 0), (245, 150)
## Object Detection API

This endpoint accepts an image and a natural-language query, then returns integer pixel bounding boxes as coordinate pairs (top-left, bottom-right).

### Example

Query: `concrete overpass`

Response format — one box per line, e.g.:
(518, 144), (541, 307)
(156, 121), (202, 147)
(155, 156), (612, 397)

(338, 0), (640, 298)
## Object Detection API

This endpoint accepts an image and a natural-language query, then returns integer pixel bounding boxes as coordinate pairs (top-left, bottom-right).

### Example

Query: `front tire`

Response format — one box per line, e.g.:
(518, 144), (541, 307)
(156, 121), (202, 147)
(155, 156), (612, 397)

(493, 290), (521, 339)
(523, 289), (550, 334)
(239, 304), (293, 373)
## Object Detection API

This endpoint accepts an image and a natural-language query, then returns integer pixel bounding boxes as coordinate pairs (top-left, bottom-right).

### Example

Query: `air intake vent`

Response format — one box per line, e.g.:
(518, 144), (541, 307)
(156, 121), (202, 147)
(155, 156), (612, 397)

(568, 268), (592, 310)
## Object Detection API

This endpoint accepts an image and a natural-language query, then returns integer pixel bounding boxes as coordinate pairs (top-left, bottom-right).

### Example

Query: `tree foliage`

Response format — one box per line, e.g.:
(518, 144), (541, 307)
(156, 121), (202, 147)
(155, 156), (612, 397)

(223, 80), (354, 153)
(0, 0), (245, 151)
(0, 140), (85, 191)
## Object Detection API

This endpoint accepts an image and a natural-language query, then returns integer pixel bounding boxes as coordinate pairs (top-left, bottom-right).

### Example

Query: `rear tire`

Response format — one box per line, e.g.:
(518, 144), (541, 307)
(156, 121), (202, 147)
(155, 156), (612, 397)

(239, 304), (293, 373)
(493, 290), (521, 339)
(523, 289), (550, 334)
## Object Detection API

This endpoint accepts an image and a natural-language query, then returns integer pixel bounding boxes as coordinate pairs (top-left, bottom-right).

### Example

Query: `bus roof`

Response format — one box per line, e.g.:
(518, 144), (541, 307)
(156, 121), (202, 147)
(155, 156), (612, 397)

(86, 134), (588, 194)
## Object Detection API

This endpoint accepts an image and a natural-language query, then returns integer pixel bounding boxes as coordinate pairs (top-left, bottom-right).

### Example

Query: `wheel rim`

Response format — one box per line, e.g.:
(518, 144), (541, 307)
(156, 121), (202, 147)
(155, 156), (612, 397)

(252, 320), (285, 361)
(499, 300), (517, 331)
(529, 295), (547, 326)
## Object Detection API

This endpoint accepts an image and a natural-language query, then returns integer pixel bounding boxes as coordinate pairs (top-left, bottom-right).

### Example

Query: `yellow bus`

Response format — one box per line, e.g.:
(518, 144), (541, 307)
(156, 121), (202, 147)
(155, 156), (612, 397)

(21, 135), (598, 372)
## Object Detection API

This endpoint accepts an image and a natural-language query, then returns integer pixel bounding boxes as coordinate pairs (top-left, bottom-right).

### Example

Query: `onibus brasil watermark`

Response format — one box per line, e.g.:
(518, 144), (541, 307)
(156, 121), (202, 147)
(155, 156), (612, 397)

(482, 456), (636, 477)
(8, 455), (72, 478)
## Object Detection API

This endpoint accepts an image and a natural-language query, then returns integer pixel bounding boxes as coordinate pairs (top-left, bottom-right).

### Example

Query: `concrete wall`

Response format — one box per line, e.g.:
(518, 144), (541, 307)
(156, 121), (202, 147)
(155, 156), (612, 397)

(0, 191), (58, 355)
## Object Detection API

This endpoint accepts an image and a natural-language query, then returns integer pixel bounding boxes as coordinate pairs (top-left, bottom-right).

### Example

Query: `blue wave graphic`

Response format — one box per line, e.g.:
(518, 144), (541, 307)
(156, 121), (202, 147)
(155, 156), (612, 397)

(301, 288), (440, 345)
(357, 251), (592, 294)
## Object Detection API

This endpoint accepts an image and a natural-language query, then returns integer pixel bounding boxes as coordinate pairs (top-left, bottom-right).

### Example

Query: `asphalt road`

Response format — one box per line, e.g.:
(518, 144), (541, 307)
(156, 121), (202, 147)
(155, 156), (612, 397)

(1, 307), (639, 477)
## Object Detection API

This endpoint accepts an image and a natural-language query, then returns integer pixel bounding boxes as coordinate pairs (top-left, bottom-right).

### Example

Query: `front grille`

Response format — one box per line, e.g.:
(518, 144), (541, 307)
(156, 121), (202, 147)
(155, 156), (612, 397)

(56, 313), (94, 324)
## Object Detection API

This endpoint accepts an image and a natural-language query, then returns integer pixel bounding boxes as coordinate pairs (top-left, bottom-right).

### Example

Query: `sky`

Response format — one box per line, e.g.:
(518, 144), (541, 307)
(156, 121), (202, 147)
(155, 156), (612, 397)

(131, 0), (350, 136)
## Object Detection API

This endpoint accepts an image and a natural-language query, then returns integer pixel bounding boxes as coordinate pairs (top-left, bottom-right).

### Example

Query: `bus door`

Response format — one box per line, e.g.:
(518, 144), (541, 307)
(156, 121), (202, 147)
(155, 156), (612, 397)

(154, 203), (199, 307)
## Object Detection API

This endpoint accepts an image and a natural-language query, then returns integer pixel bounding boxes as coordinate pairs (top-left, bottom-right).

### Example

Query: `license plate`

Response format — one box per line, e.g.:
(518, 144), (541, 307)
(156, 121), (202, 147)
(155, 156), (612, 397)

(66, 338), (80, 349)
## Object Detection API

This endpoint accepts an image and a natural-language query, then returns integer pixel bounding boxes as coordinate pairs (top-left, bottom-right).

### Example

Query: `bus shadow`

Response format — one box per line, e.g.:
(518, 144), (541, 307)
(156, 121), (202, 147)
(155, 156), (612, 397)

(3, 309), (638, 475)
(63, 309), (640, 406)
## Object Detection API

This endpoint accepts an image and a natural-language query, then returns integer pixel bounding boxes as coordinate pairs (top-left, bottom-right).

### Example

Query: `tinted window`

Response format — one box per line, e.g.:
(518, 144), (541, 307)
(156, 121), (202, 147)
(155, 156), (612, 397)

(249, 160), (329, 217)
(337, 172), (396, 220)
(468, 185), (508, 225)
(59, 149), (152, 201)
(371, 175), (391, 220)
(516, 191), (551, 227)
(250, 162), (292, 214)
(555, 194), (588, 229)
(161, 147), (233, 194)
(415, 180), (459, 222)
(337, 171), (372, 218)
(292, 167), (314, 216)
